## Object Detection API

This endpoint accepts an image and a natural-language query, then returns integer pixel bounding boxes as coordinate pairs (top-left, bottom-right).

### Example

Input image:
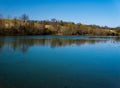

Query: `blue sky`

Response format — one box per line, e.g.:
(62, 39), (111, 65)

(0, 0), (120, 27)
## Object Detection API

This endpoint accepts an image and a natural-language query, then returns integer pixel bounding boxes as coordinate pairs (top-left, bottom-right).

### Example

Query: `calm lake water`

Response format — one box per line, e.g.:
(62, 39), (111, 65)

(0, 36), (120, 88)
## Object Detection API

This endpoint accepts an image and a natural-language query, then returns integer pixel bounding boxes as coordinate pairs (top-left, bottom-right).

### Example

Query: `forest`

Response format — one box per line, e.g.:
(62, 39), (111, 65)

(0, 13), (120, 36)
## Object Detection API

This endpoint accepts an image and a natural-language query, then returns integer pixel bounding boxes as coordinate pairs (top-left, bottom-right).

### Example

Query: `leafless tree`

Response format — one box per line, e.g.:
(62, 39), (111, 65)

(21, 14), (29, 22)
(7, 14), (12, 19)
(51, 18), (57, 22)
(0, 14), (3, 19)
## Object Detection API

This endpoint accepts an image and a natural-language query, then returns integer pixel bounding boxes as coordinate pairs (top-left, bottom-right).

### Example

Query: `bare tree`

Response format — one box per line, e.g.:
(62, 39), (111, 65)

(0, 13), (3, 29)
(21, 14), (29, 22)
(0, 14), (2, 19)
(13, 17), (17, 27)
(51, 18), (57, 22)
(7, 14), (11, 19)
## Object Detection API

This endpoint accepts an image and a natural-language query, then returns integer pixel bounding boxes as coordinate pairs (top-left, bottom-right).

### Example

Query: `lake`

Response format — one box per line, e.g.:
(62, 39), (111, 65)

(0, 36), (120, 88)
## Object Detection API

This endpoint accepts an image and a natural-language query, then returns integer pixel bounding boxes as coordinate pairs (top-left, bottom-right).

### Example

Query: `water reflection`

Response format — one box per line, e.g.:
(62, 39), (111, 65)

(0, 36), (120, 53)
(1, 36), (120, 88)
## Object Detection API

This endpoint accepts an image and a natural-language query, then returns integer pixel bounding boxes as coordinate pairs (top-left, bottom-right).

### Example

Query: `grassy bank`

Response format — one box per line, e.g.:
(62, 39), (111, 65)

(0, 14), (120, 36)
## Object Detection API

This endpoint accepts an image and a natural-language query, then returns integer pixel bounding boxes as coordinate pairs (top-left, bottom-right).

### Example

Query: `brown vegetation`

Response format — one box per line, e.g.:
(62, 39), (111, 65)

(0, 14), (119, 36)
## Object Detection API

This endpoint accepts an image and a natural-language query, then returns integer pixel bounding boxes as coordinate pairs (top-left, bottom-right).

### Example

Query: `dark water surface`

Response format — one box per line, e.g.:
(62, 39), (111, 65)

(0, 36), (120, 88)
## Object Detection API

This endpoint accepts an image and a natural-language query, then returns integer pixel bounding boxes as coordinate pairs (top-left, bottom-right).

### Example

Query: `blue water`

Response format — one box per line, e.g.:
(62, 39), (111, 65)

(0, 36), (120, 88)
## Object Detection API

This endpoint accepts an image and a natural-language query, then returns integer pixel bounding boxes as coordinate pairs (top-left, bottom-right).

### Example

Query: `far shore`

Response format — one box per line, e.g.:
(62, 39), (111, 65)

(0, 15), (120, 36)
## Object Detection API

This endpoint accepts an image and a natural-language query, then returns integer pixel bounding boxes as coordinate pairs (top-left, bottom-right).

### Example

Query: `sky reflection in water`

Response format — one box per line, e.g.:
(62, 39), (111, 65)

(0, 36), (120, 88)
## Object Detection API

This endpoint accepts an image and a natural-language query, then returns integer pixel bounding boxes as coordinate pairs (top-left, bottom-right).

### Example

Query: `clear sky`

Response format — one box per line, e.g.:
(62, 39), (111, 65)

(0, 0), (120, 27)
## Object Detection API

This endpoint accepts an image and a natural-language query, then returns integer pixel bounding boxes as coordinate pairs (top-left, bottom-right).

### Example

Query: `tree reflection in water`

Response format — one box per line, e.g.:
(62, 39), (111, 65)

(0, 36), (120, 53)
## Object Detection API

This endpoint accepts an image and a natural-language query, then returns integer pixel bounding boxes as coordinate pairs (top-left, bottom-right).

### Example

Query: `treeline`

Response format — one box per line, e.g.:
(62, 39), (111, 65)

(0, 13), (120, 36)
